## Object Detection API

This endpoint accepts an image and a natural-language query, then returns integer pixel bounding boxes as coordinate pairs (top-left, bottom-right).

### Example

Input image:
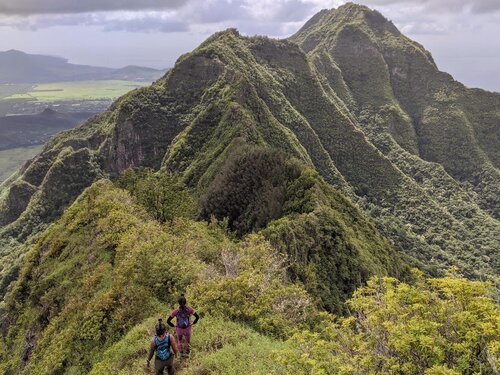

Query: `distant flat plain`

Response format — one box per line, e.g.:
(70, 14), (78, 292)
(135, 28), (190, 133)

(3, 80), (147, 102)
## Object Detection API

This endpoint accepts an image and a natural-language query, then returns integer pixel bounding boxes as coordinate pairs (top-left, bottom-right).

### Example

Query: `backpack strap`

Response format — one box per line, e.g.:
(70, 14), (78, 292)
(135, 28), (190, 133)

(153, 335), (170, 348)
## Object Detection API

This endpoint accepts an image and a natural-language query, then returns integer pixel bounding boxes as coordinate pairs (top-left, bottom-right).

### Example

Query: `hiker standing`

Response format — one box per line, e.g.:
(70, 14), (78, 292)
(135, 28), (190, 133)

(147, 318), (178, 375)
(167, 293), (199, 356)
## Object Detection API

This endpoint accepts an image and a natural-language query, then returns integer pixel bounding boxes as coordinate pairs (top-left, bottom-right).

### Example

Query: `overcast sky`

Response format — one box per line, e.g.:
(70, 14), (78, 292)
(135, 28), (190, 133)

(0, 0), (499, 92)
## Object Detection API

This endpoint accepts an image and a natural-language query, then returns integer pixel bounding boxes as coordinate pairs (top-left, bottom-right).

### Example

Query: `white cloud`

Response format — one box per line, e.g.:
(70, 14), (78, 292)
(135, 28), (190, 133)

(360, 0), (500, 14)
(0, 12), (189, 32)
(0, 0), (189, 15)
(0, 0), (327, 35)
(400, 21), (446, 35)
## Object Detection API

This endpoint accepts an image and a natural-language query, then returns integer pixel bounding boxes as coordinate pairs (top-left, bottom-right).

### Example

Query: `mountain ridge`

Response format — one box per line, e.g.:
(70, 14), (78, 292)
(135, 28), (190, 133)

(0, 4), (498, 282)
(0, 4), (499, 374)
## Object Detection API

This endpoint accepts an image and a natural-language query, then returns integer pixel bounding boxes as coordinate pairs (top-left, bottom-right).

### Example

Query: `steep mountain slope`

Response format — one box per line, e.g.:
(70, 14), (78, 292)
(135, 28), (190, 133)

(0, 173), (494, 375)
(0, 3), (498, 309)
(289, 3), (500, 274)
(0, 176), (400, 373)
(0, 26), (411, 317)
(290, 3), (499, 217)
(0, 50), (166, 83)
(2, 9), (498, 285)
(0, 4), (499, 374)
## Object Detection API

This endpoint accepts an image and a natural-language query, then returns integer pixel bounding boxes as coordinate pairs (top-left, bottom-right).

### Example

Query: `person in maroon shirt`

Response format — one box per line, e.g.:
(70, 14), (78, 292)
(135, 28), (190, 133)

(167, 294), (199, 356)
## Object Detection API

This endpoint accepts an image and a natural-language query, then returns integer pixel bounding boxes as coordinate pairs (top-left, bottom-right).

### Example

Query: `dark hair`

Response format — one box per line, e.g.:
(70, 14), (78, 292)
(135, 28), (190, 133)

(178, 293), (187, 307)
(156, 318), (166, 336)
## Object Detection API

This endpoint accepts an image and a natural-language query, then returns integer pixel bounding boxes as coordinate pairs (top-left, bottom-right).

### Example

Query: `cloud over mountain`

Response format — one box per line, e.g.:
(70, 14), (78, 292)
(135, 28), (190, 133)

(364, 0), (500, 13)
(0, 0), (321, 34)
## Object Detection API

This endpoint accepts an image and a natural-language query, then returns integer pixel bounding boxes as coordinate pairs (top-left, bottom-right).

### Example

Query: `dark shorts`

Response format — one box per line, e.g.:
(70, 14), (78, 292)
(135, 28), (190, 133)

(155, 356), (174, 375)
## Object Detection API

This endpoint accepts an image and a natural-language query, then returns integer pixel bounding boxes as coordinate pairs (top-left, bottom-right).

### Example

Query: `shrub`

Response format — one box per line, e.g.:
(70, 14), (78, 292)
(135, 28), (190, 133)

(190, 234), (312, 337)
(117, 167), (197, 223)
(276, 271), (500, 374)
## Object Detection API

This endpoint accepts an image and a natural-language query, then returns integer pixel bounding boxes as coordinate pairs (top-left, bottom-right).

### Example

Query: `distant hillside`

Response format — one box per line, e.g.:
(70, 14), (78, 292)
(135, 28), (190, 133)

(0, 50), (166, 83)
(0, 108), (94, 150)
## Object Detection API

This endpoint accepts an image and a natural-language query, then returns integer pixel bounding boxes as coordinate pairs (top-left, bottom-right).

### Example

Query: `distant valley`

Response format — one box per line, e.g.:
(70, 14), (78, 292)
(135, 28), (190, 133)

(0, 80), (149, 116)
(0, 50), (165, 117)
(0, 50), (167, 183)
(0, 108), (94, 150)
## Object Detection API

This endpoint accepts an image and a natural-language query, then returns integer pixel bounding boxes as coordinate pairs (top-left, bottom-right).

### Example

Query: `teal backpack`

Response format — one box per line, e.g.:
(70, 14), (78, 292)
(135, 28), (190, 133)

(154, 335), (171, 361)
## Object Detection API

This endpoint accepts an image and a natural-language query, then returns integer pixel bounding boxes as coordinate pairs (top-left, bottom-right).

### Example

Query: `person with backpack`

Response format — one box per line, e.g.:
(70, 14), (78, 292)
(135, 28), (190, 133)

(167, 293), (199, 356)
(147, 318), (178, 375)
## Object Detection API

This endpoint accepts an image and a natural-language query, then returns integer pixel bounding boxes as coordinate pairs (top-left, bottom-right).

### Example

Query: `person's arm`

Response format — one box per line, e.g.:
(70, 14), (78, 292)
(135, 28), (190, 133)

(147, 339), (155, 368)
(166, 315), (175, 327)
(170, 334), (179, 357)
(192, 312), (200, 325)
(167, 309), (177, 327)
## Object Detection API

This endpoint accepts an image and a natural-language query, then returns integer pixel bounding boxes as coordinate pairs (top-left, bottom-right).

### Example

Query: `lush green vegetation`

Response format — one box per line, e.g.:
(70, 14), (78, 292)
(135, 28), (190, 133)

(120, 160), (405, 315)
(80, 274), (500, 375)
(1, 179), (496, 375)
(199, 147), (303, 235)
(277, 270), (499, 374)
(0, 3), (498, 374)
(5, 81), (148, 102)
(290, 2), (500, 277)
(90, 316), (286, 375)
(1, 4), (497, 280)
(117, 168), (197, 223)
(0, 181), (311, 374)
